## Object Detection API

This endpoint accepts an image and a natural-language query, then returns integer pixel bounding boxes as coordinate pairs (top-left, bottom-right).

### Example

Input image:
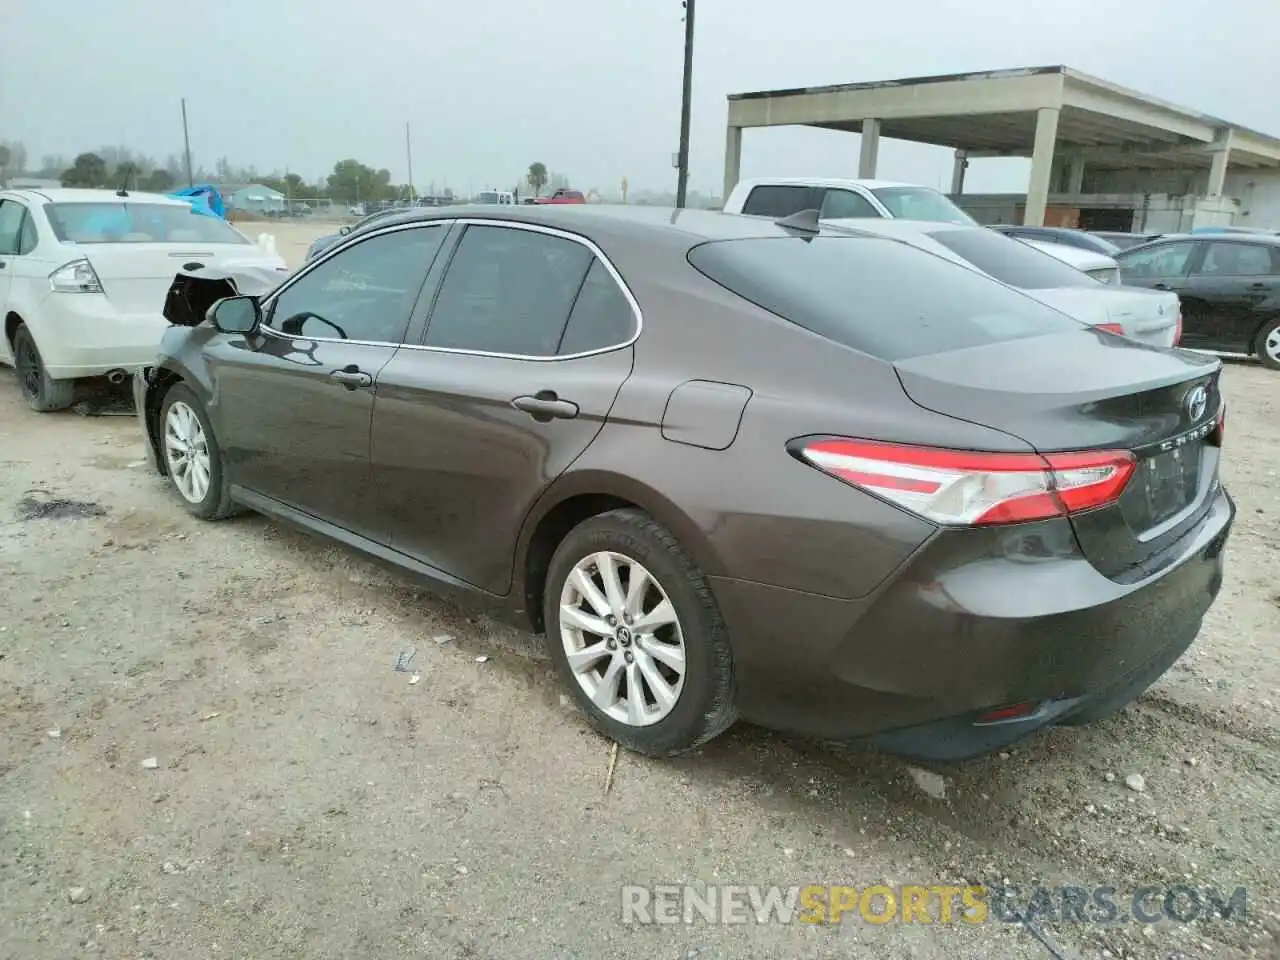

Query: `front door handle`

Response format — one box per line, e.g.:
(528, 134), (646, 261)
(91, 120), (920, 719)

(511, 390), (579, 421)
(1249, 282), (1269, 290)
(329, 365), (372, 389)
(1153, 282), (1171, 290)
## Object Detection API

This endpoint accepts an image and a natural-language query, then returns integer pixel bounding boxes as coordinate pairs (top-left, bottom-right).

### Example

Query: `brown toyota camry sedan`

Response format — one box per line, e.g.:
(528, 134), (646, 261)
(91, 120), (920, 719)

(134, 204), (1233, 761)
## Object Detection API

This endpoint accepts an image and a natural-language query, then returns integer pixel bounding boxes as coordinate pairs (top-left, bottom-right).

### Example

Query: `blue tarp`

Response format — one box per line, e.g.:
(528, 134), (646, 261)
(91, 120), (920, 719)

(168, 184), (226, 219)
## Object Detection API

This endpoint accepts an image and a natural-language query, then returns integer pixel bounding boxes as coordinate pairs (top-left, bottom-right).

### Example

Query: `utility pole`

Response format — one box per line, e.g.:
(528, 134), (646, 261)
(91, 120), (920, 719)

(405, 122), (415, 201)
(180, 98), (194, 187)
(675, 0), (696, 208)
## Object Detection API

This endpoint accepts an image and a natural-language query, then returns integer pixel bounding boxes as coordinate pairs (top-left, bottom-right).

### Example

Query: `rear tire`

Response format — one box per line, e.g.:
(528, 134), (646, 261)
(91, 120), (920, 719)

(158, 383), (240, 520)
(1254, 319), (1280, 371)
(12, 325), (74, 412)
(544, 508), (737, 757)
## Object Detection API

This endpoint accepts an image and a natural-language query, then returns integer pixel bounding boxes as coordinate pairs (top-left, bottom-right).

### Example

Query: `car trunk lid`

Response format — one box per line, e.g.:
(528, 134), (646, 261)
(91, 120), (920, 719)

(1031, 286), (1180, 347)
(82, 243), (284, 313)
(894, 330), (1224, 579)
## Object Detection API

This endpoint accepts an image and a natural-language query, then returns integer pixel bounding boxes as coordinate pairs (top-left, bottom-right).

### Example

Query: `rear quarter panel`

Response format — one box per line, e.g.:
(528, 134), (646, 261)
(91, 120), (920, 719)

(524, 232), (1037, 602)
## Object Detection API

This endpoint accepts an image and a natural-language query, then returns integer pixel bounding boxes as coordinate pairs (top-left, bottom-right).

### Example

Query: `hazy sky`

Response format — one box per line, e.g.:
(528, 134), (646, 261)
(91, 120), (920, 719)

(3, 0), (1278, 197)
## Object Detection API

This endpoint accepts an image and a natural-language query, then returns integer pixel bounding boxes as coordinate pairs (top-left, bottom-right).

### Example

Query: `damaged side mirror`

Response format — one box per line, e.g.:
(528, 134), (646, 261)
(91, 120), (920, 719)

(208, 295), (262, 335)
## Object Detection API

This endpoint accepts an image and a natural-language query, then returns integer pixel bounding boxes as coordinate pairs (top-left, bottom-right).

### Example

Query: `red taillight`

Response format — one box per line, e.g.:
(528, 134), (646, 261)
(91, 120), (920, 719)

(1213, 404), (1226, 445)
(796, 439), (1136, 526)
(1095, 322), (1125, 335)
(1173, 308), (1183, 346)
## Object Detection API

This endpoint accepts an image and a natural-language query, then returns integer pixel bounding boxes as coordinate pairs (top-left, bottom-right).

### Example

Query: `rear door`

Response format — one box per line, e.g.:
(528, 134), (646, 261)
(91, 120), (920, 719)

(0, 199), (25, 362)
(370, 221), (637, 593)
(1116, 239), (1196, 297)
(1177, 240), (1280, 353)
(209, 221), (450, 541)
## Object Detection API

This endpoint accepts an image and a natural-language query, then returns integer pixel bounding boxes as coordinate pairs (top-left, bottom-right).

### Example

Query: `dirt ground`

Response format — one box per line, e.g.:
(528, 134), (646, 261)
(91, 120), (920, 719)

(2, 226), (1279, 959)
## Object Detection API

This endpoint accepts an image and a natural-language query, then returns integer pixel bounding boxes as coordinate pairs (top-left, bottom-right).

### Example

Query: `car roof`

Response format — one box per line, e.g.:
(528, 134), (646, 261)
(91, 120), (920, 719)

(352, 203), (861, 245)
(1131, 232), (1280, 246)
(732, 176), (922, 191)
(7, 187), (188, 205)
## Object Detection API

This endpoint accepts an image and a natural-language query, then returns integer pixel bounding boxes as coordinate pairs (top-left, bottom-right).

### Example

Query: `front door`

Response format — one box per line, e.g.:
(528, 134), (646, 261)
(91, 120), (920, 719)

(1178, 240), (1280, 353)
(211, 221), (450, 540)
(371, 222), (638, 593)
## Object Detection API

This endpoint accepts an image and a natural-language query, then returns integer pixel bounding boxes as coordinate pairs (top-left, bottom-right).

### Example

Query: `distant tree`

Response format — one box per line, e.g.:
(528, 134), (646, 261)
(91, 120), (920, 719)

(0, 145), (10, 187)
(326, 159), (395, 204)
(284, 172), (304, 196)
(142, 169), (176, 192)
(442, 187), (454, 200)
(60, 152), (109, 188)
(527, 161), (548, 197)
(0, 141), (26, 181)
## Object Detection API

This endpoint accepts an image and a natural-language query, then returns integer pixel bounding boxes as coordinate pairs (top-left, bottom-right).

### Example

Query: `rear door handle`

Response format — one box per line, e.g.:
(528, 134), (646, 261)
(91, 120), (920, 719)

(1249, 282), (1269, 290)
(511, 390), (579, 421)
(329, 366), (372, 389)
(1153, 282), (1171, 290)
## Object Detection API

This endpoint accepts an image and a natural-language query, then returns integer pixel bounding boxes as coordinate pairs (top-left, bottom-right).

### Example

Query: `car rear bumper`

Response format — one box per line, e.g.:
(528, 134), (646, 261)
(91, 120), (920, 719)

(30, 295), (167, 379)
(712, 484), (1234, 759)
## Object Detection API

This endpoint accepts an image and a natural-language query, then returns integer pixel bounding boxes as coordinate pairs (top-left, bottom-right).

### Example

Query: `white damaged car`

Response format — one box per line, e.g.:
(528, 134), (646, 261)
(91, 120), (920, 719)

(0, 187), (289, 411)
(824, 218), (1180, 347)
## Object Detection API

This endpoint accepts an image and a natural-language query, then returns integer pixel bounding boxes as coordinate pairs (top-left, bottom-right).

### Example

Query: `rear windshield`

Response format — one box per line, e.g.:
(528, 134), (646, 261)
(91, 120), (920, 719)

(927, 228), (1099, 290)
(686, 236), (1086, 361)
(869, 186), (976, 225)
(44, 202), (250, 245)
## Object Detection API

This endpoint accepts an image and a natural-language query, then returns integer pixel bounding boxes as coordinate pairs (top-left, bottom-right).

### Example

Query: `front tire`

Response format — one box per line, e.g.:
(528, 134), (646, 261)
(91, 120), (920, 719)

(158, 384), (239, 520)
(12, 325), (74, 412)
(544, 508), (737, 757)
(1254, 319), (1280, 371)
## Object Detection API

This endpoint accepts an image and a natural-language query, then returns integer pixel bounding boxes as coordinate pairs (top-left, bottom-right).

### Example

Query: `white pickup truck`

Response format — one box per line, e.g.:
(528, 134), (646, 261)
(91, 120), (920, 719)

(722, 176), (1122, 284)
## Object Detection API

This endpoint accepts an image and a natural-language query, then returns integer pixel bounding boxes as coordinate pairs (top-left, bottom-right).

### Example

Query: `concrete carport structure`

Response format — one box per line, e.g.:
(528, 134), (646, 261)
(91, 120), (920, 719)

(723, 65), (1280, 226)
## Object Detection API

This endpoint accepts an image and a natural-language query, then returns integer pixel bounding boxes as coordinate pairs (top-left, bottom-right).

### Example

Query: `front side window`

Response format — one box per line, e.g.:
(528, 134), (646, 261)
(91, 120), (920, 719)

(1195, 241), (1277, 277)
(424, 225), (594, 356)
(1116, 241), (1196, 280)
(43, 202), (251, 244)
(268, 225), (447, 343)
(870, 186), (976, 225)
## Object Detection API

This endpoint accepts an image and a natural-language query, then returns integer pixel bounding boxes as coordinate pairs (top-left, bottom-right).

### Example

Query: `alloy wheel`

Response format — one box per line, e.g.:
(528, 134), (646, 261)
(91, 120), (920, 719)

(163, 401), (212, 504)
(1265, 325), (1280, 365)
(559, 551), (687, 727)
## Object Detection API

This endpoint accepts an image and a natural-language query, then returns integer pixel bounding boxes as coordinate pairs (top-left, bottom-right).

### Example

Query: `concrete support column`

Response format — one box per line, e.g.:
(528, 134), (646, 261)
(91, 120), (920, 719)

(858, 118), (881, 179)
(1207, 129), (1233, 196)
(950, 150), (968, 194)
(1025, 107), (1061, 226)
(723, 125), (743, 201)
(1067, 157), (1087, 194)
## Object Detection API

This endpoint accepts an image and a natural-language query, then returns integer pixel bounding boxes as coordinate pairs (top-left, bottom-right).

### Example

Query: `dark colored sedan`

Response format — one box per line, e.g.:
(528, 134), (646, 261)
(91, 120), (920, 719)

(1115, 233), (1280, 369)
(1091, 230), (1164, 250)
(134, 205), (1233, 761)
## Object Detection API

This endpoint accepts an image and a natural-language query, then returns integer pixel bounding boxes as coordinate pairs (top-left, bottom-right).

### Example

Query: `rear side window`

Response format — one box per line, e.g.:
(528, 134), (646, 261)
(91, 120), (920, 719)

(425, 225), (593, 356)
(740, 185), (820, 218)
(927, 228), (1098, 290)
(687, 236), (1085, 362)
(557, 259), (636, 355)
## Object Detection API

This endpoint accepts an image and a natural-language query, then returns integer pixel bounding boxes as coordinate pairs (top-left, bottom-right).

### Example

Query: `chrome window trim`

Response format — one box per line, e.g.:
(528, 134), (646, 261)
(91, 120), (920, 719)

(259, 216), (643, 362)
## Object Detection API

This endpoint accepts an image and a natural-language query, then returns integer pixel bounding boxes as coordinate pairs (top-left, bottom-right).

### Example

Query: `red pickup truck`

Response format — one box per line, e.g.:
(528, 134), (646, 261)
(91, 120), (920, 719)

(529, 188), (586, 205)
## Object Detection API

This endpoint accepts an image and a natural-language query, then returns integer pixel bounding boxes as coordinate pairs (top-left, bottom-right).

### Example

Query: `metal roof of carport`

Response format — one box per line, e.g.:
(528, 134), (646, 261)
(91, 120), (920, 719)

(726, 65), (1280, 171)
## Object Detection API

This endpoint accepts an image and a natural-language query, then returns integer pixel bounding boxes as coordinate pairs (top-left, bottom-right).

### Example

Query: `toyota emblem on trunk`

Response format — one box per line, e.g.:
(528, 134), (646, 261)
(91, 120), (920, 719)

(1185, 384), (1208, 423)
